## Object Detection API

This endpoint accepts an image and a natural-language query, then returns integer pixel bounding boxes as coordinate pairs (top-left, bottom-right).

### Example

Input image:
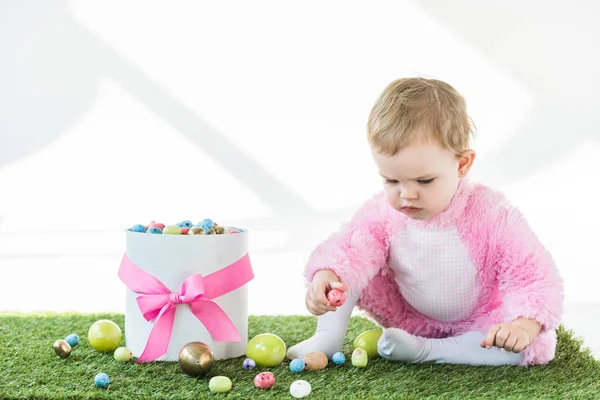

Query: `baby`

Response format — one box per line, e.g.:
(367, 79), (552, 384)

(287, 77), (564, 366)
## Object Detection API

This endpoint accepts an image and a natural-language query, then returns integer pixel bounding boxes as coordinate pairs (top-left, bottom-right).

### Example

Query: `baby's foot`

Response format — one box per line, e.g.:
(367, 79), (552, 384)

(286, 330), (344, 360)
(377, 327), (426, 362)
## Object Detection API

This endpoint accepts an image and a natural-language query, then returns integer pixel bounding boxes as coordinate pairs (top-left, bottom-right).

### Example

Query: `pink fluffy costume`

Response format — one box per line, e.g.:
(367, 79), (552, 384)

(304, 178), (564, 366)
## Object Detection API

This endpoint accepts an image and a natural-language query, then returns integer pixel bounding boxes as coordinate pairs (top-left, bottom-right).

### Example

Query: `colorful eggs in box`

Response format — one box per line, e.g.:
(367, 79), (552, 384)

(129, 219), (246, 235)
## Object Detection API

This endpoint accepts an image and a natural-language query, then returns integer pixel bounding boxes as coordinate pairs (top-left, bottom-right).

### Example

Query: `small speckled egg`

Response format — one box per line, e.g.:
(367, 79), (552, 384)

(327, 289), (346, 307)
(290, 380), (312, 398)
(214, 226), (226, 234)
(149, 221), (165, 230)
(207, 228), (216, 235)
(163, 225), (181, 235)
(200, 218), (214, 229)
(242, 357), (256, 370)
(129, 224), (146, 233)
(53, 339), (71, 359)
(209, 376), (232, 393)
(290, 358), (305, 372)
(147, 226), (162, 234)
(188, 227), (205, 235)
(94, 372), (110, 388)
(64, 334), (80, 348)
(254, 372), (275, 390)
(303, 352), (328, 371)
(114, 347), (133, 361)
(332, 352), (346, 365)
(176, 220), (193, 228)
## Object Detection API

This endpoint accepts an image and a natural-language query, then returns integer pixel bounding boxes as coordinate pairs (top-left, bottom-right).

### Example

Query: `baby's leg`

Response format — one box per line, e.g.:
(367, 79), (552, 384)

(286, 293), (359, 360)
(378, 328), (523, 366)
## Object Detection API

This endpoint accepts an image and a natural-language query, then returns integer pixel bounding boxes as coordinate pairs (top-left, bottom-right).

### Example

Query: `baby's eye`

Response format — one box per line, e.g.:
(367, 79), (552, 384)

(417, 178), (435, 185)
(385, 179), (398, 184)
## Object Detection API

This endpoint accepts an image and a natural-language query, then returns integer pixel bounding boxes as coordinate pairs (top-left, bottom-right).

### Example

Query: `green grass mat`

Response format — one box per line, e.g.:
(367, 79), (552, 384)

(0, 313), (598, 399)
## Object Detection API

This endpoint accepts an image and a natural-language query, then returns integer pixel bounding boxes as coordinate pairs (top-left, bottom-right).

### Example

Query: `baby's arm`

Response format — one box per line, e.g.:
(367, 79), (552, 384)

(304, 192), (390, 297)
(494, 204), (564, 334)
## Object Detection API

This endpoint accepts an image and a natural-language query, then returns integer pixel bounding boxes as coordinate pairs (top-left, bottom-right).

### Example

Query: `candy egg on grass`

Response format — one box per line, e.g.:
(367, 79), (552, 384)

(64, 333), (80, 348)
(242, 357), (256, 370)
(290, 358), (305, 373)
(254, 372), (275, 390)
(332, 352), (346, 365)
(353, 329), (383, 358)
(303, 352), (328, 371)
(94, 372), (110, 389)
(245, 333), (286, 367)
(209, 376), (232, 393)
(88, 320), (122, 352)
(351, 348), (368, 368)
(53, 339), (71, 359)
(114, 347), (133, 361)
(178, 342), (214, 377)
(163, 225), (181, 235)
(290, 380), (312, 399)
(327, 289), (346, 307)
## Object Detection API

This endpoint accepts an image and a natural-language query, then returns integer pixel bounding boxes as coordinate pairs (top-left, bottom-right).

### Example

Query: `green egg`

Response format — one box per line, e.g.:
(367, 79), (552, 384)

(163, 225), (181, 235)
(209, 376), (232, 393)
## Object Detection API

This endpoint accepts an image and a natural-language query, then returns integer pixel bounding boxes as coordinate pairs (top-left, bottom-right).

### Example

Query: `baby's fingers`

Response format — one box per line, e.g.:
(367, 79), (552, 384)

(483, 324), (502, 349)
(329, 281), (348, 293)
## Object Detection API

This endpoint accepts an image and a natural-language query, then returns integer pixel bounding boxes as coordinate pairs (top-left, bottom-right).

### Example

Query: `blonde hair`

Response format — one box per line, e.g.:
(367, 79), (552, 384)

(367, 77), (476, 156)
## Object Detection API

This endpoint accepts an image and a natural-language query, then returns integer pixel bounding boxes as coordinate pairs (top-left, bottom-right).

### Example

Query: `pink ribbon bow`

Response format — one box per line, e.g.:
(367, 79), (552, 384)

(118, 253), (254, 362)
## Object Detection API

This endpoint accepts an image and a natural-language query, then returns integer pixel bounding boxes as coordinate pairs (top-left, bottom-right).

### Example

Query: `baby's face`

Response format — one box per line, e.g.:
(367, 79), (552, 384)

(371, 140), (465, 220)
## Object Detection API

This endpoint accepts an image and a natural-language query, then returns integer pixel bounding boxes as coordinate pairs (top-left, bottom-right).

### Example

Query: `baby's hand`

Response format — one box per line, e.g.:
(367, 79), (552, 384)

(306, 269), (347, 316)
(480, 322), (532, 353)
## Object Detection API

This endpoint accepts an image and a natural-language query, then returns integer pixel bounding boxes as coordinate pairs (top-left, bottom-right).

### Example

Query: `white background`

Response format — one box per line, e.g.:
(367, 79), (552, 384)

(1, 1), (598, 358)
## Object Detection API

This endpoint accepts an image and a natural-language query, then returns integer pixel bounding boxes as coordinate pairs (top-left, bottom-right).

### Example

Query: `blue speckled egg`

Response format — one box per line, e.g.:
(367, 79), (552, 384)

(238, 228), (246, 232)
(332, 352), (346, 365)
(129, 224), (146, 233)
(94, 372), (110, 388)
(64, 334), (80, 347)
(290, 358), (305, 372)
(201, 218), (214, 229)
(176, 220), (193, 228)
(146, 226), (162, 234)
(242, 357), (256, 370)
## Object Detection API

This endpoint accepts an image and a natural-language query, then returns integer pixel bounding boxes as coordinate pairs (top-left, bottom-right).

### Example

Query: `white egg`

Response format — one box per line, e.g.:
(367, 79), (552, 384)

(290, 380), (311, 398)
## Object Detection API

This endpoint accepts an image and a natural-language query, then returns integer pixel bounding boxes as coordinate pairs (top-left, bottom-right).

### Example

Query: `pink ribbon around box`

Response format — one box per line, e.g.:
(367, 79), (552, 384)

(118, 252), (254, 362)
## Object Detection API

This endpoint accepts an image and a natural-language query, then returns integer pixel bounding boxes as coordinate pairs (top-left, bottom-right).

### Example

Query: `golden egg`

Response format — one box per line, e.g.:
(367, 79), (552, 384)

(178, 342), (214, 377)
(53, 339), (72, 359)
(303, 352), (328, 371)
(207, 228), (216, 235)
(188, 227), (205, 235)
(214, 226), (226, 235)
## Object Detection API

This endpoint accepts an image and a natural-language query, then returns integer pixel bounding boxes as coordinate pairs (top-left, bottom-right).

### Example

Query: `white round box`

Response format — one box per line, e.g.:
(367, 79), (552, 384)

(124, 230), (251, 361)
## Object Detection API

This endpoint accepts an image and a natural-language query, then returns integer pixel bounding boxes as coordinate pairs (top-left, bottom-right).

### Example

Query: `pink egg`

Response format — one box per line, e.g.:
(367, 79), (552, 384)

(254, 372), (275, 390)
(150, 222), (165, 230)
(180, 228), (190, 234)
(327, 289), (346, 307)
(230, 231), (240, 234)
